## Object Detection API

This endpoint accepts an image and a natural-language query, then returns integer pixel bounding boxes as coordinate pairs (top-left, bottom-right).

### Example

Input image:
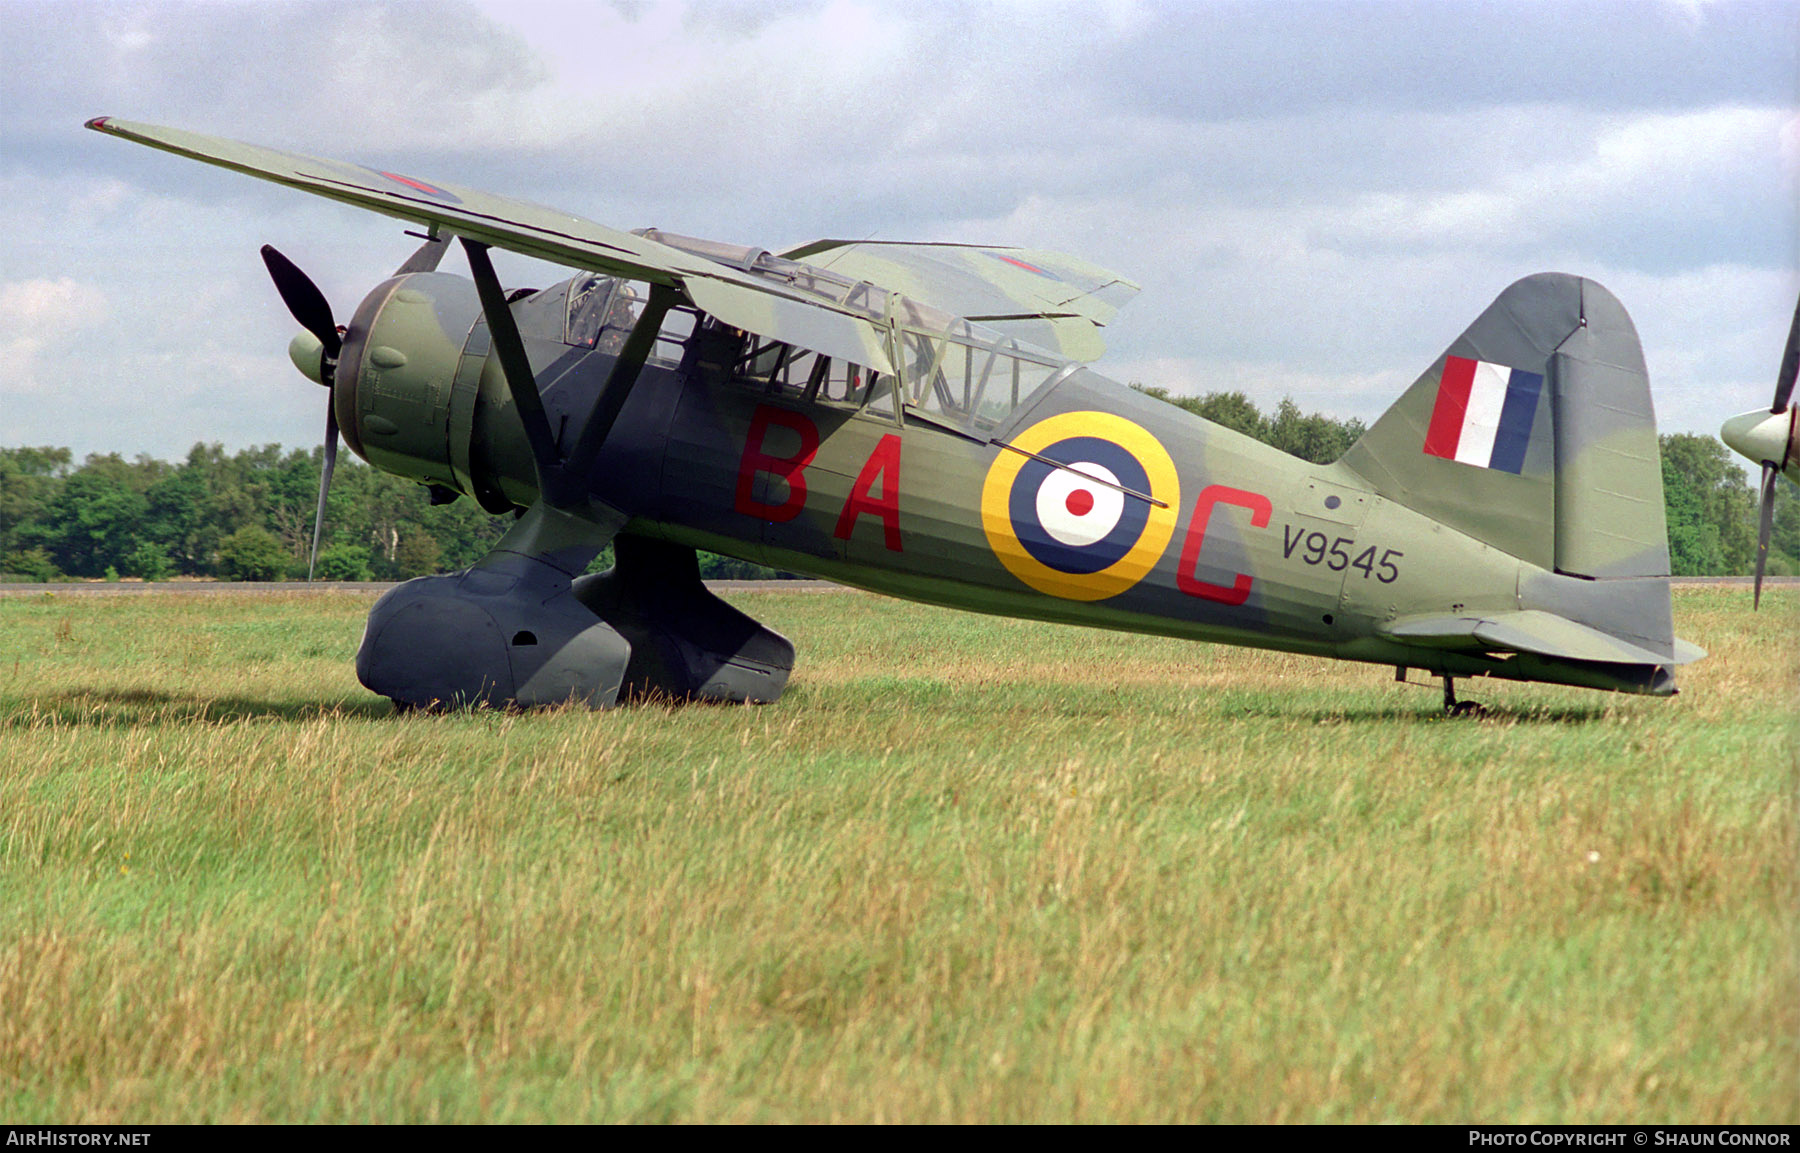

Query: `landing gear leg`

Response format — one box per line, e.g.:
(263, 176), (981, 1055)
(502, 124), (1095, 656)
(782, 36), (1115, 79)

(1443, 676), (1485, 717)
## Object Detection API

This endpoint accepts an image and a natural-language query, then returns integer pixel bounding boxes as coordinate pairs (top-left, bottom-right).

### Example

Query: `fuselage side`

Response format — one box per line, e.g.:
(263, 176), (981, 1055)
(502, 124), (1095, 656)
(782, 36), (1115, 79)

(339, 269), (1674, 697)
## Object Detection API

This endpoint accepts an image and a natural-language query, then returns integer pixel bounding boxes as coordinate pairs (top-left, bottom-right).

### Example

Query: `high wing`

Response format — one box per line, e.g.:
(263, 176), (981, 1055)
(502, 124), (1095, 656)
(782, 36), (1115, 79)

(780, 240), (1140, 362)
(86, 117), (894, 374)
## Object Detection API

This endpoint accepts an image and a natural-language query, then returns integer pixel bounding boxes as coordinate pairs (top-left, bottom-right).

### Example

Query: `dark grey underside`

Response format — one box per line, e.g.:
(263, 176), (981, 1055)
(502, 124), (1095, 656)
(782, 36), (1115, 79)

(355, 532), (793, 710)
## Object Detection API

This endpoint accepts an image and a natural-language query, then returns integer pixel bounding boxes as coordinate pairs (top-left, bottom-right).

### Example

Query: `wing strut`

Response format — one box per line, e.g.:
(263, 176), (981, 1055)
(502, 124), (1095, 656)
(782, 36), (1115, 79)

(568, 283), (681, 482)
(461, 238), (681, 512)
(461, 238), (581, 508)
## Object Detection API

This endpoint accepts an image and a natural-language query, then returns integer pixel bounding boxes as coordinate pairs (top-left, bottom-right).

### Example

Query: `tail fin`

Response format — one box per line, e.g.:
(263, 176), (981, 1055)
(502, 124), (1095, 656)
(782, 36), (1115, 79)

(1340, 273), (1670, 579)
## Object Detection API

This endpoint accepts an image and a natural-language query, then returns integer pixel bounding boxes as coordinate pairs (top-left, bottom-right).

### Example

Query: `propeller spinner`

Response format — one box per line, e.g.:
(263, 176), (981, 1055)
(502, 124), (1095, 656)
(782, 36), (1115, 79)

(1719, 293), (1800, 607)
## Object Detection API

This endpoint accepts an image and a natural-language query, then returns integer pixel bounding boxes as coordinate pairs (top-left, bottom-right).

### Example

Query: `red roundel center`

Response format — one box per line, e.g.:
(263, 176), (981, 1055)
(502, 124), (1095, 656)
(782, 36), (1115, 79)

(1065, 488), (1095, 517)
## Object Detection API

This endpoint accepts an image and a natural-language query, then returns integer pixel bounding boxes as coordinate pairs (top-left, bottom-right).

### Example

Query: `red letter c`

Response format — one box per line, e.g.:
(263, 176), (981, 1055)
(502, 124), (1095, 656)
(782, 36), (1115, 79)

(1177, 485), (1272, 605)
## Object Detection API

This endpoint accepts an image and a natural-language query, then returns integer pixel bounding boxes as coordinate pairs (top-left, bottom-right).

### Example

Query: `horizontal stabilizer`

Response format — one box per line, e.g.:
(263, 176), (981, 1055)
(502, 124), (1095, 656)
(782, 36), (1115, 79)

(780, 240), (1141, 361)
(1383, 609), (1704, 666)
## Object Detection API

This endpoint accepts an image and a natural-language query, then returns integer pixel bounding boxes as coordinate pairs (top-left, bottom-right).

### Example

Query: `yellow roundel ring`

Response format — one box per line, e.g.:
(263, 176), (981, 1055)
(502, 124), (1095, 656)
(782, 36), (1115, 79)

(981, 411), (1181, 601)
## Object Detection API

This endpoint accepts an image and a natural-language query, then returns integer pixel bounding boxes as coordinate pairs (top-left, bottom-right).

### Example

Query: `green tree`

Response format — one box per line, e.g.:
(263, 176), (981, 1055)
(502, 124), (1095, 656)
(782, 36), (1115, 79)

(0, 446), (71, 559)
(392, 531), (443, 578)
(29, 466), (150, 577)
(326, 464), (427, 579)
(1659, 434), (1757, 574)
(0, 546), (60, 582)
(259, 447), (326, 566)
(314, 543), (373, 582)
(122, 541), (174, 581)
(217, 526), (288, 581)
(1768, 482), (1800, 575)
(417, 495), (509, 570)
(144, 462), (218, 574)
(1133, 386), (1364, 463)
(1189, 391), (1272, 441)
(1266, 399), (1366, 465)
(1134, 386), (1271, 441)
(1661, 452), (1725, 575)
(697, 552), (795, 579)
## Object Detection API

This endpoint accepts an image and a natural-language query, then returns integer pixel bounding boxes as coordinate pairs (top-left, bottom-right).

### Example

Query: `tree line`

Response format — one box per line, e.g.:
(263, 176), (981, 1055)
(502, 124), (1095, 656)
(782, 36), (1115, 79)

(2, 392), (1792, 581)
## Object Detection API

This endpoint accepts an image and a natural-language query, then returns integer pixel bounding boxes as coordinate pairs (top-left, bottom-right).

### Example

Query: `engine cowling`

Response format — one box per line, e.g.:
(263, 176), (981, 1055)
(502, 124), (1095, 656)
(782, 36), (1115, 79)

(330, 270), (625, 514)
(334, 272), (482, 492)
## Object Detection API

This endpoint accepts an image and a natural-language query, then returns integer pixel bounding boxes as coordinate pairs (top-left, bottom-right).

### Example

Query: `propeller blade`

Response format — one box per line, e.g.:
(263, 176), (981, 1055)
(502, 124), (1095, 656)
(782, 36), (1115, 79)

(261, 245), (342, 361)
(1774, 293), (1800, 414)
(1754, 462), (1776, 609)
(393, 232), (453, 276)
(308, 401), (339, 582)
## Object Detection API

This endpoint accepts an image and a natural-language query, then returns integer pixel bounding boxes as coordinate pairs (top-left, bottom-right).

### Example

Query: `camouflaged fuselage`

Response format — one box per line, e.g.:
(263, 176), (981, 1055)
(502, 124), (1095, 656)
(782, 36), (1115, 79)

(346, 268), (1681, 696)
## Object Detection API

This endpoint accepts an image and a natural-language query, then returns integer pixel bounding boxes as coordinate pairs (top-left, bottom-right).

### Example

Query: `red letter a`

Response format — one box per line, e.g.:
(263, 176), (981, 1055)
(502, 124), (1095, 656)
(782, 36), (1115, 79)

(834, 434), (903, 552)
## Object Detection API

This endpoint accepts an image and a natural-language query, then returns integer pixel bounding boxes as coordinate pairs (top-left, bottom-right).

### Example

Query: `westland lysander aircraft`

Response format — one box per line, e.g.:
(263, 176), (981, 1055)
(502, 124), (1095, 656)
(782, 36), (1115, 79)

(89, 117), (1702, 713)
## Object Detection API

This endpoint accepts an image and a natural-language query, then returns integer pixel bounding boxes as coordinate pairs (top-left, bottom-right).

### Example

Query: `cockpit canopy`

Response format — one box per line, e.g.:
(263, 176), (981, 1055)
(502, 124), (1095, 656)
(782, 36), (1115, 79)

(558, 266), (1069, 436)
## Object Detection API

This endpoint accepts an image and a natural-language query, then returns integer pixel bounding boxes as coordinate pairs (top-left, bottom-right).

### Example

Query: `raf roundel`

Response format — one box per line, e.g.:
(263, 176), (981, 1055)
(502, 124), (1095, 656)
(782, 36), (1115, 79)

(374, 170), (463, 204)
(981, 411), (1181, 601)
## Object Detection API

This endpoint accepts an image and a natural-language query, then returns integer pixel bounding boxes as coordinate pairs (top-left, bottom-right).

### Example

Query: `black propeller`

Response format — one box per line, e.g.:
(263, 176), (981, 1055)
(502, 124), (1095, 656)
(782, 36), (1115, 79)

(1751, 294), (1800, 608)
(260, 244), (342, 580)
(1774, 293), (1800, 415)
(261, 234), (449, 580)
(261, 244), (341, 369)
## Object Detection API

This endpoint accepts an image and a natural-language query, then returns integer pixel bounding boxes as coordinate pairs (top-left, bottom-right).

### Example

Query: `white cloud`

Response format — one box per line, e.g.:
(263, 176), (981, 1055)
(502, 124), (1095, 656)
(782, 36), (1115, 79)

(3, 0), (1795, 455)
(1582, 261), (1800, 428)
(1324, 106), (1790, 256)
(0, 277), (110, 395)
(1, 277), (108, 335)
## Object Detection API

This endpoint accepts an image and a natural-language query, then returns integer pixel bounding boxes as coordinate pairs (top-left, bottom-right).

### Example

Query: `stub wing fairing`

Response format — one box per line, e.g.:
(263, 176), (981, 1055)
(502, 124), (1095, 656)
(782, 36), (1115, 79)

(781, 239), (1141, 362)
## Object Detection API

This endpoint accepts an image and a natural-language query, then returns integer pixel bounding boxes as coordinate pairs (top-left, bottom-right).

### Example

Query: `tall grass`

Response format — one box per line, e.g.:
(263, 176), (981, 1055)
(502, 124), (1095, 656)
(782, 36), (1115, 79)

(0, 588), (1793, 1121)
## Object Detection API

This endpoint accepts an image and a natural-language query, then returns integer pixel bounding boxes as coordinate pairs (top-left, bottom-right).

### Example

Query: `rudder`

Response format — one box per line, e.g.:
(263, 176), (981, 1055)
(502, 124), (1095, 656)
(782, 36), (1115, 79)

(1547, 281), (1669, 578)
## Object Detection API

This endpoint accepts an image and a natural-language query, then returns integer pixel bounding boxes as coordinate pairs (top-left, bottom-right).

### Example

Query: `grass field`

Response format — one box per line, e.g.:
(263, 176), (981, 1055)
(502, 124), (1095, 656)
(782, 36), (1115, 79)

(0, 586), (1793, 1123)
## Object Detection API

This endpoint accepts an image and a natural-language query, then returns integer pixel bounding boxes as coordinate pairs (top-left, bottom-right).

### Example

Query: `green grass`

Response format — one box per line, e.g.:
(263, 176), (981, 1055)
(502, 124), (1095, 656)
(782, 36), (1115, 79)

(0, 587), (1793, 1122)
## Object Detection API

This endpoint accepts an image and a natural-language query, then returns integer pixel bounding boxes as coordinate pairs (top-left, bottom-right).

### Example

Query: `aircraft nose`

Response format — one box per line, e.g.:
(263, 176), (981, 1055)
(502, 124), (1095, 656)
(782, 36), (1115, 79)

(1721, 408), (1790, 468)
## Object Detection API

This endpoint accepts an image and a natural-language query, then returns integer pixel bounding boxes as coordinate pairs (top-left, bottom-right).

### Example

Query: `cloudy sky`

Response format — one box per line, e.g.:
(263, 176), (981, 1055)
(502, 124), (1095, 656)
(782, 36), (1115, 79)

(3, 0), (1796, 461)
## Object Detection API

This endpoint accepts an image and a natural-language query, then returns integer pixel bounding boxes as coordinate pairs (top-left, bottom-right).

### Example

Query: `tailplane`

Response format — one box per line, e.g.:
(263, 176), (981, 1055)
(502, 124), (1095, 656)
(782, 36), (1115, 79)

(1343, 273), (1692, 671)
